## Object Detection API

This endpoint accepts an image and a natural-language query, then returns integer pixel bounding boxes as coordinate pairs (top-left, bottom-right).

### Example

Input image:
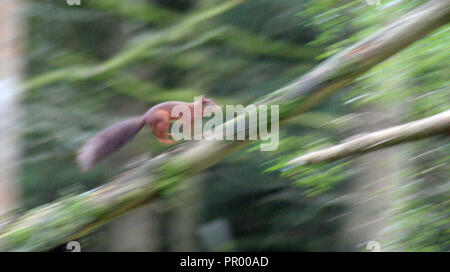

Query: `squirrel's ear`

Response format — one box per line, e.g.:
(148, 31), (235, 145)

(201, 96), (213, 103)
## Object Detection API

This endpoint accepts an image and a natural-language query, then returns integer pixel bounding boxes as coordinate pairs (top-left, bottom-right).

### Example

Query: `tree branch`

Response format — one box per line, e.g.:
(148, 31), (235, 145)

(24, 0), (247, 91)
(1, 0), (448, 251)
(286, 110), (450, 167)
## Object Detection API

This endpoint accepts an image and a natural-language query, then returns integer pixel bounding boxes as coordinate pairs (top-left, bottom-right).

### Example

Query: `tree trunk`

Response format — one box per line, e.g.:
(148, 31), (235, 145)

(0, 0), (25, 215)
(340, 106), (404, 251)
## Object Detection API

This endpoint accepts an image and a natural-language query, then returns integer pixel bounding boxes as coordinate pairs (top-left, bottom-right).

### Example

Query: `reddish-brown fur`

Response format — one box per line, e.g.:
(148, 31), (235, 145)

(77, 97), (218, 171)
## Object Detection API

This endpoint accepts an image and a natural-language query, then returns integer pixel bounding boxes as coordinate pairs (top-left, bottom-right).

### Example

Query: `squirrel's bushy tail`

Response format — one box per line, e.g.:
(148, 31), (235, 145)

(77, 116), (146, 171)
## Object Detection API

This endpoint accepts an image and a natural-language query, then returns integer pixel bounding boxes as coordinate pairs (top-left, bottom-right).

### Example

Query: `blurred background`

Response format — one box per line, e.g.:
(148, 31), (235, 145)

(0, 0), (448, 251)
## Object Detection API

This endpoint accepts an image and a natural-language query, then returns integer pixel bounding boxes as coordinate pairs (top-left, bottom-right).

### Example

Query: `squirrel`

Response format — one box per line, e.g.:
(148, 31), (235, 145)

(77, 97), (218, 171)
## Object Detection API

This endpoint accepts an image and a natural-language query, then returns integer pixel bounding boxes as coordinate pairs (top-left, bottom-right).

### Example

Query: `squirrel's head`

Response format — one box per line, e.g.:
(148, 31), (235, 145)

(201, 96), (217, 106)
(201, 96), (220, 113)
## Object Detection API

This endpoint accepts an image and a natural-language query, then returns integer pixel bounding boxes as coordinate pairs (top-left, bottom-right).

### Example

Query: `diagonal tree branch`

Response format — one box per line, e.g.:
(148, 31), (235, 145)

(0, 0), (448, 251)
(286, 110), (450, 167)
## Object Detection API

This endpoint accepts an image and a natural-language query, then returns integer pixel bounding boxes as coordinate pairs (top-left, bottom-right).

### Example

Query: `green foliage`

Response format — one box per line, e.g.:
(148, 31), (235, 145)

(21, 0), (449, 251)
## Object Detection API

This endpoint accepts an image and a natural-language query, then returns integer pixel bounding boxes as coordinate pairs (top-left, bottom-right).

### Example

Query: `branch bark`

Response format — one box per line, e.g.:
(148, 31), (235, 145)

(286, 110), (450, 167)
(0, 0), (448, 251)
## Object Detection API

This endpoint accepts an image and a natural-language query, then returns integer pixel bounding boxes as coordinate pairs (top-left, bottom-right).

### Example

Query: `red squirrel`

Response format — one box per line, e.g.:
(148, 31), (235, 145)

(77, 97), (218, 171)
